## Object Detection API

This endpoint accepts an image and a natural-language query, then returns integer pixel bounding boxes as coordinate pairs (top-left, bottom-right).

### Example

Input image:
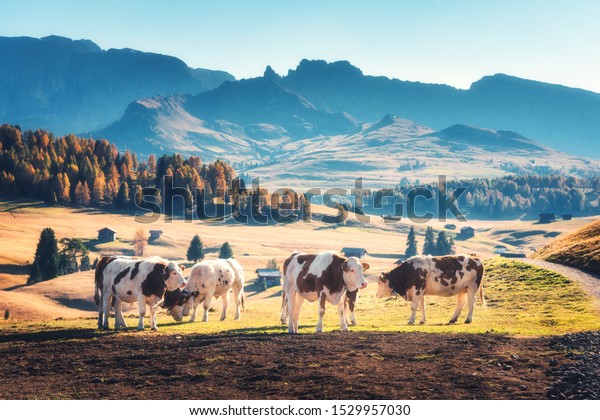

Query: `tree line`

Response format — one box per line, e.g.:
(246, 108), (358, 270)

(391, 175), (600, 218)
(0, 124), (235, 211)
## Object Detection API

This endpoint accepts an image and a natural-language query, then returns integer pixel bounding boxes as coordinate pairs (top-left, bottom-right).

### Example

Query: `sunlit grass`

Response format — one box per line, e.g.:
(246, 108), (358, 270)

(2, 258), (599, 337)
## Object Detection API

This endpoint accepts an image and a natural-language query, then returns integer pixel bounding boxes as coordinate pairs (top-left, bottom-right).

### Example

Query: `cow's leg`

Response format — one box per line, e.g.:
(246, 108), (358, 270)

(137, 296), (146, 331)
(408, 296), (420, 325)
(202, 292), (214, 322)
(97, 290), (104, 330)
(189, 296), (199, 322)
(101, 291), (112, 330)
(233, 285), (243, 320)
(286, 291), (295, 333)
(316, 293), (327, 333)
(337, 300), (349, 332)
(291, 292), (304, 334)
(450, 291), (468, 324)
(114, 298), (126, 330)
(280, 291), (288, 325)
(419, 296), (427, 324)
(149, 302), (158, 331)
(465, 286), (478, 324)
(220, 292), (230, 321)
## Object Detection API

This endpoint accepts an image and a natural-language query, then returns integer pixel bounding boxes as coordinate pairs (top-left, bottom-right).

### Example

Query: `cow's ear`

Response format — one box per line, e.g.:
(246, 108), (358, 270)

(361, 262), (370, 271)
(179, 264), (186, 272)
(342, 260), (350, 272)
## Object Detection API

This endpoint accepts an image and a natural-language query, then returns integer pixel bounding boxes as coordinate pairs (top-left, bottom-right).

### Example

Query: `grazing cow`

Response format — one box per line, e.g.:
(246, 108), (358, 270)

(282, 251), (369, 334)
(376, 255), (485, 325)
(94, 256), (187, 331)
(168, 258), (245, 323)
(161, 289), (199, 321)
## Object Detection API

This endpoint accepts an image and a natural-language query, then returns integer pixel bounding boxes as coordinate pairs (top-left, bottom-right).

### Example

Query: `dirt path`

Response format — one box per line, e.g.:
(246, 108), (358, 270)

(0, 329), (570, 400)
(523, 259), (600, 302)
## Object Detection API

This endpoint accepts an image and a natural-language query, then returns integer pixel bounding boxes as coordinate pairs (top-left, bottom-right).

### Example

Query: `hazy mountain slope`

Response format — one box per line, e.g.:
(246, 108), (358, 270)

(247, 116), (598, 189)
(0, 35), (235, 134)
(279, 60), (600, 156)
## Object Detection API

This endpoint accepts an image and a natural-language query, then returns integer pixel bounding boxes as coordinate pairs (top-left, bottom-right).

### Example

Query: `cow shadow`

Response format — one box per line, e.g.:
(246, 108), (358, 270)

(0, 328), (109, 344)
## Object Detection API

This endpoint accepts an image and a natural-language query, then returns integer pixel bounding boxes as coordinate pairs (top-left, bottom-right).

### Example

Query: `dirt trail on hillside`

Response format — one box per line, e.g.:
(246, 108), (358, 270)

(0, 330), (573, 400)
(524, 259), (600, 302)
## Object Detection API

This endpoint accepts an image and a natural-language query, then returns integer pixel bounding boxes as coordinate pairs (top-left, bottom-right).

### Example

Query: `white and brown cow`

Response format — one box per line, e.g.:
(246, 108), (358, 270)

(94, 256), (187, 331)
(282, 251), (369, 334)
(376, 254), (485, 325)
(166, 258), (245, 323)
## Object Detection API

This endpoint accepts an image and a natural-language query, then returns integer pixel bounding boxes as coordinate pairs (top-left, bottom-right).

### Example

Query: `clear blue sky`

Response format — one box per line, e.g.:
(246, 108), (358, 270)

(3, 0), (600, 92)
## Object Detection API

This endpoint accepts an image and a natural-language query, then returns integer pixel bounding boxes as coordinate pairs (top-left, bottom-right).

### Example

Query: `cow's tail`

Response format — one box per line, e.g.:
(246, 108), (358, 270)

(241, 292), (246, 311)
(280, 290), (288, 325)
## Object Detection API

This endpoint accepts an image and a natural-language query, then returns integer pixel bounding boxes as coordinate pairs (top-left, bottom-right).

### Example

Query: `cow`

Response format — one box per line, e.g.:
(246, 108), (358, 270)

(376, 254), (485, 325)
(165, 258), (245, 323)
(282, 250), (369, 334)
(160, 289), (199, 321)
(94, 256), (187, 331)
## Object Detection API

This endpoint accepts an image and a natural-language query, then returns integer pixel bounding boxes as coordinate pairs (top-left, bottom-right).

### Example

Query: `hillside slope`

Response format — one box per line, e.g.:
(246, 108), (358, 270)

(533, 219), (600, 275)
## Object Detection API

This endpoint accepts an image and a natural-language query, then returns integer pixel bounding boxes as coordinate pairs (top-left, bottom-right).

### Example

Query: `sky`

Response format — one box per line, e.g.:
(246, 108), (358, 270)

(2, 0), (600, 92)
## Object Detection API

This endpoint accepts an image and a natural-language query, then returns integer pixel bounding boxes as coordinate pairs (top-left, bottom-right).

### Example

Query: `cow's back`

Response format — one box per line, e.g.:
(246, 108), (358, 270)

(187, 259), (235, 297)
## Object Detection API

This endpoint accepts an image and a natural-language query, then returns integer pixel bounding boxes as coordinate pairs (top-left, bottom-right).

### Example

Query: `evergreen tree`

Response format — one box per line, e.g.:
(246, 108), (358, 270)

(29, 227), (60, 283)
(186, 234), (205, 262)
(219, 242), (233, 259)
(115, 182), (130, 208)
(92, 257), (99, 269)
(405, 226), (418, 258)
(435, 231), (455, 256)
(422, 226), (436, 255)
(80, 254), (91, 271)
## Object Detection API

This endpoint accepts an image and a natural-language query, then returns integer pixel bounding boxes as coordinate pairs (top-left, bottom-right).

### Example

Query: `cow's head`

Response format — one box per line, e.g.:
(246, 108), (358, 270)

(163, 262), (187, 291)
(376, 271), (394, 298)
(162, 289), (199, 321)
(342, 257), (369, 292)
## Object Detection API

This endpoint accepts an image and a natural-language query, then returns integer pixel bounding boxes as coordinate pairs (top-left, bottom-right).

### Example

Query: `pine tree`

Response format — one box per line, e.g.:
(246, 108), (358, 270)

(74, 181), (91, 206)
(186, 234), (205, 262)
(116, 182), (130, 208)
(80, 254), (91, 271)
(29, 227), (60, 283)
(219, 242), (233, 259)
(435, 231), (455, 256)
(422, 226), (436, 255)
(405, 226), (418, 258)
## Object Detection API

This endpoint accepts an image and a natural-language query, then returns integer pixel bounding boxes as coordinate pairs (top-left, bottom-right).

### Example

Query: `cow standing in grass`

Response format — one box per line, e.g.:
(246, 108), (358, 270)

(282, 251), (369, 334)
(376, 255), (485, 325)
(165, 258), (245, 323)
(94, 256), (187, 331)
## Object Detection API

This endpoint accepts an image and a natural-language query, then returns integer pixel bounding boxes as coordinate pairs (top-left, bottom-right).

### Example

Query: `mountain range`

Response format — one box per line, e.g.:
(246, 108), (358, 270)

(0, 35), (234, 134)
(1, 35), (600, 184)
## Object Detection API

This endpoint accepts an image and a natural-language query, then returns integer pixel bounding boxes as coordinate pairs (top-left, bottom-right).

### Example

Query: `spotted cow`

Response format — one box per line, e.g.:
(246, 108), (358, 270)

(376, 255), (485, 325)
(282, 251), (369, 334)
(94, 256), (187, 331)
(165, 258), (245, 323)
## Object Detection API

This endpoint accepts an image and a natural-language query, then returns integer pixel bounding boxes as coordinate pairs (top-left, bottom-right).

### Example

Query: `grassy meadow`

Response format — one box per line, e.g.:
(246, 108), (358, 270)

(1, 195), (600, 337)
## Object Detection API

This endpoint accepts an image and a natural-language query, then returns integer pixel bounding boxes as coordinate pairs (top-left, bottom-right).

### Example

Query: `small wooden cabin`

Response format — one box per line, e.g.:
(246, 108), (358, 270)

(459, 226), (475, 238)
(149, 230), (163, 243)
(539, 213), (557, 223)
(341, 247), (368, 258)
(97, 227), (116, 243)
(256, 269), (282, 289)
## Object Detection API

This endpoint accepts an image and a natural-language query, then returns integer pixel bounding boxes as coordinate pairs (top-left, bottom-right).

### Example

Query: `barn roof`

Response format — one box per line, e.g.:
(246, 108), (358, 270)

(98, 227), (116, 233)
(460, 226), (474, 231)
(255, 269), (281, 276)
(341, 247), (368, 254)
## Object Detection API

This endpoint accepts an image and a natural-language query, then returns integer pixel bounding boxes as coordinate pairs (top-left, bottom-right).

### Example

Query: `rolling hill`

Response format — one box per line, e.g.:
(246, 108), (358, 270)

(533, 219), (600, 275)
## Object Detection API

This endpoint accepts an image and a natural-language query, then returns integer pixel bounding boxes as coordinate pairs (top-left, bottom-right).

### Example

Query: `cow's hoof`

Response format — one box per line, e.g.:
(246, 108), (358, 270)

(340, 328), (349, 333)
(151, 327), (159, 331)
(137, 327), (144, 331)
(407, 321), (415, 326)
(464, 319), (472, 324)
(449, 319), (457, 324)
(419, 320), (426, 325)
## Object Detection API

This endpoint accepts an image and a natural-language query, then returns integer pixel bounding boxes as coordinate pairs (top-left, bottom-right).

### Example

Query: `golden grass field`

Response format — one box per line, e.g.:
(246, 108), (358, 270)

(1, 195), (600, 337)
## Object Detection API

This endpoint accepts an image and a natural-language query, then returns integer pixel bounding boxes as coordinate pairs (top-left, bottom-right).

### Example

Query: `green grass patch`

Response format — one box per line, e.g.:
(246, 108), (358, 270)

(1, 258), (599, 337)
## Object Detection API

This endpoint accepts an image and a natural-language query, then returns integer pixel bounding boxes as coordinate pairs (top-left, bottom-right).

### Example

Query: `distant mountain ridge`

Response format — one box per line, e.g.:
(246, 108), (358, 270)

(0, 35), (235, 134)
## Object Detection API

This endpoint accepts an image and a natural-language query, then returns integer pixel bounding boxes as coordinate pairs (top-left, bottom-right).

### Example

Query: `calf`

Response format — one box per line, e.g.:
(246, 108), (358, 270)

(376, 255), (485, 325)
(282, 251), (369, 334)
(168, 258), (245, 323)
(94, 256), (187, 331)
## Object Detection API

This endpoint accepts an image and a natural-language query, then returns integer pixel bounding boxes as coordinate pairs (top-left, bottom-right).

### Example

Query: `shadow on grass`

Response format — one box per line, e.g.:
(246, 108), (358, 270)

(0, 327), (111, 344)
